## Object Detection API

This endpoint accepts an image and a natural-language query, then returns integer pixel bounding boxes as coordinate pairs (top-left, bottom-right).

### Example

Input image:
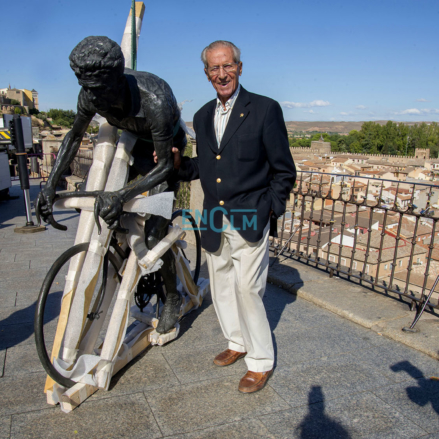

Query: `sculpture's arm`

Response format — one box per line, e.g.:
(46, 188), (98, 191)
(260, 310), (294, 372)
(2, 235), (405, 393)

(121, 137), (174, 202)
(95, 106), (176, 229)
(47, 113), (93, 190)
(36, 93), (94, 220)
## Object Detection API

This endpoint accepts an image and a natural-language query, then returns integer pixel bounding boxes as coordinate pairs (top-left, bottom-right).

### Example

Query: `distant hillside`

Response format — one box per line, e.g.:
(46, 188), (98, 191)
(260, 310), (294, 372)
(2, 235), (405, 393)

(185, 120), (431, 135)
(284, 121), (430, 135)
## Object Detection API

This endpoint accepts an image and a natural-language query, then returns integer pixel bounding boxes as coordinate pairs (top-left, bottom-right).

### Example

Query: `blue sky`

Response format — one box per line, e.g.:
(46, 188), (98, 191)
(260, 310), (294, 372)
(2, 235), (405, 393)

(2, 0), (438, 122)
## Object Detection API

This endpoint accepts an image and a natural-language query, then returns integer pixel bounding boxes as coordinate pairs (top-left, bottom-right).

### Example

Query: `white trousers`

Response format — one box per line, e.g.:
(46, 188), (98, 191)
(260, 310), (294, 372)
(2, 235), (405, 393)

(205, 215), (274, 372)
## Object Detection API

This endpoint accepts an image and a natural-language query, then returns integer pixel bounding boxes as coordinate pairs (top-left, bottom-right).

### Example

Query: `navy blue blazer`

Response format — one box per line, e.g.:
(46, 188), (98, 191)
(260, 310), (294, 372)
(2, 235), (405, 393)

(178, 86), (296, 252)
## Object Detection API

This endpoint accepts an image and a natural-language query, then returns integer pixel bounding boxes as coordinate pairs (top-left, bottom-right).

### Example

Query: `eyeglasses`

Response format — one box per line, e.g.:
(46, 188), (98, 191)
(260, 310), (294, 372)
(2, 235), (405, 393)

(206, 63), (239, 76)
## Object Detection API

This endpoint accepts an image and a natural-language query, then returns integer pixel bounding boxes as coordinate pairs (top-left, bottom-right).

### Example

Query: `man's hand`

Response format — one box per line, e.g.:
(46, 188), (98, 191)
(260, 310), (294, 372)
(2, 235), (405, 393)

(35, 186), (57, 223)
(94, 191), (124, 230)
(153, 147), (181, 170)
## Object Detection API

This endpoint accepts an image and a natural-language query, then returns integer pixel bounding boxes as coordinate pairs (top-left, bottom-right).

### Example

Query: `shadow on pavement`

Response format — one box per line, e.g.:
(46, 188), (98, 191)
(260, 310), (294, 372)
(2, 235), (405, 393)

(0, 182), (43, 227)
(267, 257), (299, 369)
(391, 360), (439, 415)
(0, 291), (61, 351)
(110, 259), (212, 385)
(297, 386), (351, 438)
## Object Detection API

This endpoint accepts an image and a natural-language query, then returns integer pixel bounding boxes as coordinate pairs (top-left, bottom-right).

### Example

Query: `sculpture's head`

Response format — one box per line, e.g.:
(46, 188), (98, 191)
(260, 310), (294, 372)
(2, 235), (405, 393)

(69, 36), (125, 111)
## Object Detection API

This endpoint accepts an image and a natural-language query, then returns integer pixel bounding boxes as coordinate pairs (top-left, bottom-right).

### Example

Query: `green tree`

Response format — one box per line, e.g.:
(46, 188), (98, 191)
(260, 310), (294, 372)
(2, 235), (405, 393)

(334, 137), (348, 152)
(47, 109), (76, 128)
(311, 133), (331, 142)
(349, 141), (362, 153)
(86, 125), (99, 134)
(324, 120), (439, 157)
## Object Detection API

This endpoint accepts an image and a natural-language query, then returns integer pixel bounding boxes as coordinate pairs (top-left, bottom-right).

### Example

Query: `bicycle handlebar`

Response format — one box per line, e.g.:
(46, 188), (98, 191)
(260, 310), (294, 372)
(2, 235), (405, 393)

(36, 190), (128, 235)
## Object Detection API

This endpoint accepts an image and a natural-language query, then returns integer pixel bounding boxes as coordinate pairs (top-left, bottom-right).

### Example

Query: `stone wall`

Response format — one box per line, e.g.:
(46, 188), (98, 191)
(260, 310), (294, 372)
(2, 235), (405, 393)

(290, 147), (430, 164)
(310, 140), (331, 154)
(414, 148), (430, 159)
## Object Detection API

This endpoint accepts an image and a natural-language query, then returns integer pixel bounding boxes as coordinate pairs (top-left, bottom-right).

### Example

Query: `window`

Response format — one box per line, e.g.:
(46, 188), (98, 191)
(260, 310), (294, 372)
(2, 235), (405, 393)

(399, 260), (402, 267)
(341, 258), (346, 266)
(329, 255), (335, 262)
(353, 261), (357, 269)
(366, 265), (370, 273)
(384, 264), (388, 270)
(417, 257), (421, 264)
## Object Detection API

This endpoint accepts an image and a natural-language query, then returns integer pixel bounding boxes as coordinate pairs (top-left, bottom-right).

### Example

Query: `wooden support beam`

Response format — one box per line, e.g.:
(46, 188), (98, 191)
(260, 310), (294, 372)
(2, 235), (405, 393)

(44, 291), (74, 392)
(58, 325), (154, 412)
(60, 383), (98, 413)
(113, 327), (154, 375)
(46, 383), (67, 405)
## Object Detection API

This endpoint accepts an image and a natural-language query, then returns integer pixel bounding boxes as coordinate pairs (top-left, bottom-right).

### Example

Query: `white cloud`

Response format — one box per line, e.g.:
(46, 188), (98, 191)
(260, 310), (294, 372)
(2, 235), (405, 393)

(303, 109), (315, 114)
(356, 105), (367, 110)
(416, 98), (429, 102)
(280, 100), (330, 109)
(394, 108), (422, 115)
(340, 111), (357, 116)
(394, 108), (439, 115)
(421, 108), (439, 114)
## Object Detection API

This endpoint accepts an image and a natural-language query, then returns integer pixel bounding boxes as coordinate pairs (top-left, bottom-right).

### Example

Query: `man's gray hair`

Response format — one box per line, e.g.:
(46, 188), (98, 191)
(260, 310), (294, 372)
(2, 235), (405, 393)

(201, 41), (241, 68)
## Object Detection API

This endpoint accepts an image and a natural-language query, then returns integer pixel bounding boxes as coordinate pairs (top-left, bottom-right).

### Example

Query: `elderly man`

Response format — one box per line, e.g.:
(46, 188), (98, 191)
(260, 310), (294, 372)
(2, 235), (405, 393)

(171, 41), (296, 393)
(36, 36), (186, 334)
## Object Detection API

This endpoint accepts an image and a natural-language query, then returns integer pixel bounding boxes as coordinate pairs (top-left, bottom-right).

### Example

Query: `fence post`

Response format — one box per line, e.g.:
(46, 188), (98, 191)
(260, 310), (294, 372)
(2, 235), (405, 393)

(10, 115), (45, 234)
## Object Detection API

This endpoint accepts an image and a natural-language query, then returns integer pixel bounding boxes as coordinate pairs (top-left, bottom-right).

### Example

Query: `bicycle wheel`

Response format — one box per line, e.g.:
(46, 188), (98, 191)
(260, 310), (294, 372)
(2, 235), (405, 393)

(34, 242), (123, 388)
(171, 209), (201, 285)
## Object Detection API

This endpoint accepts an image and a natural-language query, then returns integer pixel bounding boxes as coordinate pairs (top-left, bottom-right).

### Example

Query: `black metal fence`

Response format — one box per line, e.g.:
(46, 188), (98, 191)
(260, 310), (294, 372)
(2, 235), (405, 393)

(70, 148), (93, 179)
(15, 147), (439, 325)
(271, 171), (439, 322)
(10, 152), (56, 188)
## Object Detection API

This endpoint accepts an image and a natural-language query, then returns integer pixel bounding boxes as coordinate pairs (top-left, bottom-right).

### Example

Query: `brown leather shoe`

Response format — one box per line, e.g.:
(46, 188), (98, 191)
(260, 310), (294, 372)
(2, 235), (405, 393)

(238, 369), (273, 393)
(213, 349), (247, 367)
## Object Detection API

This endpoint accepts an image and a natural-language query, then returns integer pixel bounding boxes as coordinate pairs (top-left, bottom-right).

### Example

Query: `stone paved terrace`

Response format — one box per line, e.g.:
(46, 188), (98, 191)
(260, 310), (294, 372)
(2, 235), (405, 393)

(1, 180), (439, 439)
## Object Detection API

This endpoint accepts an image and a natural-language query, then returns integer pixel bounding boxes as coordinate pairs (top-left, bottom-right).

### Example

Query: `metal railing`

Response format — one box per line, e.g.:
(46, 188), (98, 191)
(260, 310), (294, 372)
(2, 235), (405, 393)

(270, 171), (439, 327)
(70, 148), (93, 179)
(11, 152), (56, 188)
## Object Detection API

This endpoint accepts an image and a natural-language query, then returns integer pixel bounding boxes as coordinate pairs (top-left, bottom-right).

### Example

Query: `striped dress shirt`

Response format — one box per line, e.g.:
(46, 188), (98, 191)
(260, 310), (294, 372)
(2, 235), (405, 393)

(214, 84), (241, 147)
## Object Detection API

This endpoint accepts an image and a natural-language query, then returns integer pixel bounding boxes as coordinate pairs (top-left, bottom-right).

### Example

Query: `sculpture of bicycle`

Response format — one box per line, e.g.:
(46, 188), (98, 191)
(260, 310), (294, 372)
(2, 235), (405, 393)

(33, 125), (209, 413)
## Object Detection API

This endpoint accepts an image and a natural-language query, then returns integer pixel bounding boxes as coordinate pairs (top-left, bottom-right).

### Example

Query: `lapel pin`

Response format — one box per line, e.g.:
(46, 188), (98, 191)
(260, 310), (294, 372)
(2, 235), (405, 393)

(240, 113), (244, 117)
